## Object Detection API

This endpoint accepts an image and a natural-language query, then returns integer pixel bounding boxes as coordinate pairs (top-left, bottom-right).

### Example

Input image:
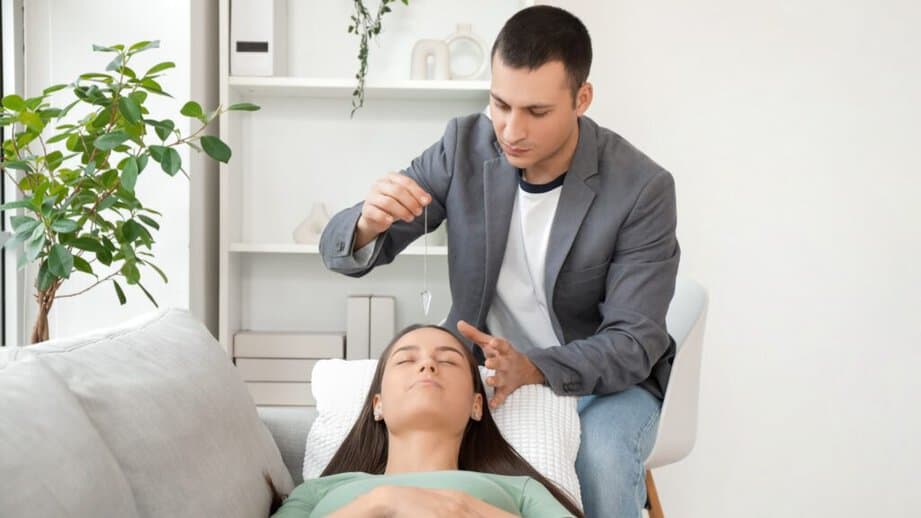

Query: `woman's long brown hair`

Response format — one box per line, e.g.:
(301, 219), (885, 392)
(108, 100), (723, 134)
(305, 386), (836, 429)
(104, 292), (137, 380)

(320, 324), (584, 517)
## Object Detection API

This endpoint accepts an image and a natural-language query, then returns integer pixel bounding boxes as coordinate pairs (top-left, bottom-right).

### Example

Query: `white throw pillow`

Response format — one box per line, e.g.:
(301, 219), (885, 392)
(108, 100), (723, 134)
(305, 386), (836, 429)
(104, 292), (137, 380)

(302, 359), (582, 508)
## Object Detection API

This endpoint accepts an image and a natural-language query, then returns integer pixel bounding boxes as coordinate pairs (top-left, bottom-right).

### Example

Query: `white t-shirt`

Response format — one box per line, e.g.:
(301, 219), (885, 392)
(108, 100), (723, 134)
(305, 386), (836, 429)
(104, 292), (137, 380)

(485, 171), (566, 351)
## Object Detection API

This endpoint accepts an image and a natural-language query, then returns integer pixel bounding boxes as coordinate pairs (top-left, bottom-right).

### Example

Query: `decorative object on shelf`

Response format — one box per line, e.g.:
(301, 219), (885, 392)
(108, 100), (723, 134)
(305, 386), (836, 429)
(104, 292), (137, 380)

(410, 40), (451, 80)
(292, 202), (331, 244)
(444, 23), (489, 80)
(347, 0), (410, 117)
(0, 41), (259, 343)
(231, 0), (288, 76)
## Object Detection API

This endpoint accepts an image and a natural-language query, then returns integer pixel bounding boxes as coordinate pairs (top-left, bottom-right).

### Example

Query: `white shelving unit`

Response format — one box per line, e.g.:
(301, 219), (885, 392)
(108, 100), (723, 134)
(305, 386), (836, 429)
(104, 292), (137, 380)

(218, 0), (531, 404)
(229, 76), (491, 101)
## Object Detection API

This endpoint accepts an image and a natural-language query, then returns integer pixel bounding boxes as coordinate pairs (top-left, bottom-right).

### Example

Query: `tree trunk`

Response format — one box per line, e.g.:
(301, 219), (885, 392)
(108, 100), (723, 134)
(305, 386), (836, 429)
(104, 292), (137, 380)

(30, 281), (61, 344)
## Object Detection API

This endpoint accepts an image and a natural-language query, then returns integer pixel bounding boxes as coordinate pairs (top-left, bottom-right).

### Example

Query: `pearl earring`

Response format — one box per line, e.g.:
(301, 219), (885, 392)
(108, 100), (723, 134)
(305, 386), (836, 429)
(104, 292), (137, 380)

(373, 405), (383, 421)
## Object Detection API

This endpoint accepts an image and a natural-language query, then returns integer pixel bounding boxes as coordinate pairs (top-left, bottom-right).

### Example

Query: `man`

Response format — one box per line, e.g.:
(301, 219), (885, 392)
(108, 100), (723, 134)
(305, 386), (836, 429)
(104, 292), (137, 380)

(320, 6), (679, 517)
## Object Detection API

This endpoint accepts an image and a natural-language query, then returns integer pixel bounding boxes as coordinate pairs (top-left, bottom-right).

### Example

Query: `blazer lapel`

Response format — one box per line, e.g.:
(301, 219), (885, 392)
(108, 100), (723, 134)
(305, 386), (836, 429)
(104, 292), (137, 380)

(475, 148), (518, 328)
(544, 117), (599, 341)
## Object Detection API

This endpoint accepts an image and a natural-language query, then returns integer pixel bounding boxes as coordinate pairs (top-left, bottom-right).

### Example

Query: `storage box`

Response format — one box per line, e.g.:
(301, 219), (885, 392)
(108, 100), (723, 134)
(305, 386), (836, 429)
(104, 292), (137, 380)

(233, 331), (344, 359)
(230, 0), (287, 76)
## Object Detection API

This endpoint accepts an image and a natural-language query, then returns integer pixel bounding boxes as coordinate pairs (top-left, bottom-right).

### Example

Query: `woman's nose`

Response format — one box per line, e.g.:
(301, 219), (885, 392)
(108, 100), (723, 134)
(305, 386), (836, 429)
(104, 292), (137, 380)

(418, 361), (436, 373)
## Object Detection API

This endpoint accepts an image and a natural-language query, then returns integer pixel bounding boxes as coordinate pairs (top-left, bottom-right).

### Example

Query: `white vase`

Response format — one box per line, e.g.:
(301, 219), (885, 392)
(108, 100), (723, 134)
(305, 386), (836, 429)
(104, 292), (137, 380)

(292, 202), (331, 245)
(444, 23), (488, 80)
(410, 39), (451, 80)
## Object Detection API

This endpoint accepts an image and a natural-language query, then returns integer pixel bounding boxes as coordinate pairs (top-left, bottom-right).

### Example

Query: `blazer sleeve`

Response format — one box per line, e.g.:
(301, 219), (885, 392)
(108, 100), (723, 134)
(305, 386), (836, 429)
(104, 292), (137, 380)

(318, 118), (457, 277)
(526, 170), (680, 396)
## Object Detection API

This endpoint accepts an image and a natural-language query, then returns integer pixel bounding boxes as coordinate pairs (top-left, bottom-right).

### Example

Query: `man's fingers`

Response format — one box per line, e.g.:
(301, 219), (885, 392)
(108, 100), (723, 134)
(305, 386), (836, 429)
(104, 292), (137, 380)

(388, 171), (431, 209)
(371, 185), (418, 223)
(360, 203), (395, 230)
(457, 320), (494, 346)
(485, 375), (497, 387)
(377, 180), (425, 221)
(490, 338), (510, 354)
(490, 389), (509, 409)
(484, 356), (504, 370)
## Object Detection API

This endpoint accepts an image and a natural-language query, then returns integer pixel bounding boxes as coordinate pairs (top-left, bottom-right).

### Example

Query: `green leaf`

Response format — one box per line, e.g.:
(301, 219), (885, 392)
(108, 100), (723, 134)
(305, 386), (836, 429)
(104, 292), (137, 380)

(105, 54), (124, 72)
(137, 152), (149, 173)
(118, 96), (142, 123)
(2, 94), (26, 111)
(148, 144), (167, 163)
(146, 119), (174, 141)
(24, 231), (45, 262)
(143, 260), (168, 283)
(46, 132), (72, 144)
(3, 229), (30, 250)
(140, 78), (170, 97)
(121, 261), (140, 284)
(94, 131), (129, 151)
(144, 61), (175, 76)
(11, 215), (37, 230)
(137, 281), (159, 307)
(48, 244), (73, 278)
(50, 218), (79, 233)
(0, 199), (34, 211)
(129, 40), (159, 53)
(112, 279), (127, 304)
(42, 84), (69, 95)
(92, 44), (119, 53)
(180, 101), (204, 119)
(122, 219), (144, 242)
(19, 111), (44, 132)
(72, 255), (94, 276)
(70, 236), (104, 253)
(36, 261), (56, 290)
(121, 156), (139, 191)
(228, 102), (261, 112)
(137, 214), (160, 230)
(45, 150), (64, 172)
(200, 135), (231, 163)
(155, 147), (181, 175)
(1, 160), (33, 172)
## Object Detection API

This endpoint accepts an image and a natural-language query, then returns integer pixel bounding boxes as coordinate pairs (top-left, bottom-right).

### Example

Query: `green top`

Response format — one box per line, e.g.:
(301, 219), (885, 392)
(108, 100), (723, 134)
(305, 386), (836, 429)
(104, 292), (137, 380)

(271, 470), (575, 518)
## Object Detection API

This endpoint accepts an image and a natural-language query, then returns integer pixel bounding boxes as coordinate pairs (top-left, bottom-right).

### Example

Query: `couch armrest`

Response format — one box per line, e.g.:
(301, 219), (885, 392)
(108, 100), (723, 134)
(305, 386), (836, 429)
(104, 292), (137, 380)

(257, 406), (317, 486)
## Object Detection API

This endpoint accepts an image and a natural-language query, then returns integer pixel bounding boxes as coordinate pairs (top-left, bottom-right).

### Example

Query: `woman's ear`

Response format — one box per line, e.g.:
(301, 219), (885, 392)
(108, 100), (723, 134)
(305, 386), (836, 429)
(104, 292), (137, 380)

(471, 393), (484, 421)
(372, 394), (383, 421)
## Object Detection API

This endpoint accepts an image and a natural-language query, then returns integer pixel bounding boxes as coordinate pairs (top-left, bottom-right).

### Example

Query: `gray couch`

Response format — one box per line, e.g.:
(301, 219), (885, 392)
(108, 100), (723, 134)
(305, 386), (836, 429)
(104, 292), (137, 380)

(0, 308), (304, 518)
(257, 406), (316, 487)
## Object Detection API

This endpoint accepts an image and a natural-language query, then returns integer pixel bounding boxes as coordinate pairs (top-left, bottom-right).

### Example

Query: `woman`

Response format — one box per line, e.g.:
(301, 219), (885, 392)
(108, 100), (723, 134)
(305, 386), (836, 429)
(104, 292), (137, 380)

(270, 324), (583, 517)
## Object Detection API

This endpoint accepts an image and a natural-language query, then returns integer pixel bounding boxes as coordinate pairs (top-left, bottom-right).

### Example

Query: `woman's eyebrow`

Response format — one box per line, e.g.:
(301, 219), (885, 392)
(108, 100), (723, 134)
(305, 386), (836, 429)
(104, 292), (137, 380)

(391, 344), (464, 357)
(434, 346), (465, 357)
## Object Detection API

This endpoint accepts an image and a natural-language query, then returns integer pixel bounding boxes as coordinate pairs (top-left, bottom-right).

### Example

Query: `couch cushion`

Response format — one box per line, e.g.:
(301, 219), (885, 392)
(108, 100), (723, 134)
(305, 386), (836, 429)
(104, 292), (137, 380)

(0, 348), (140, 517)
(27, 307), (294, 518)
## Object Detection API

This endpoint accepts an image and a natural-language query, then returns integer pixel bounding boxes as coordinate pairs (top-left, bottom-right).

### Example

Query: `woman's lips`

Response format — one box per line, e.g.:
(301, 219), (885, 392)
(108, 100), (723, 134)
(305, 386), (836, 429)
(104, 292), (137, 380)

(412, 379), (443, 389)
(502, 143), (529, 157)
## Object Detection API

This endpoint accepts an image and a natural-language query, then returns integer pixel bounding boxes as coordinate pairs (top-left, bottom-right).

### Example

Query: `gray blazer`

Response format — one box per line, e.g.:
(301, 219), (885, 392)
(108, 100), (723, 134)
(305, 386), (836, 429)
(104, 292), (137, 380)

(320, 113), (679, 399)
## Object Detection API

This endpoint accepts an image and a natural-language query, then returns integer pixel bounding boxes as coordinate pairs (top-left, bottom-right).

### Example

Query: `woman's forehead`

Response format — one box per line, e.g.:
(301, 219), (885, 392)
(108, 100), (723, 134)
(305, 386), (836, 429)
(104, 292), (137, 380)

(392, 328), (464, 354)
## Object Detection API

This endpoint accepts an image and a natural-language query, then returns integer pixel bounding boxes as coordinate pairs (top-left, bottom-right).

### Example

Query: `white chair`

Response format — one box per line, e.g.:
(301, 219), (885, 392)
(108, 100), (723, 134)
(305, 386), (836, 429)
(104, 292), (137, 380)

(644, 276), (710, 518)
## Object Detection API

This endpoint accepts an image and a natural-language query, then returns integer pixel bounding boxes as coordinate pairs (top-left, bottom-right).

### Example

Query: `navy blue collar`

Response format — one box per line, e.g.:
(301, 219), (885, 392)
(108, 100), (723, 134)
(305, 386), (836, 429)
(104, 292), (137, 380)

(517, 169), (567, 194)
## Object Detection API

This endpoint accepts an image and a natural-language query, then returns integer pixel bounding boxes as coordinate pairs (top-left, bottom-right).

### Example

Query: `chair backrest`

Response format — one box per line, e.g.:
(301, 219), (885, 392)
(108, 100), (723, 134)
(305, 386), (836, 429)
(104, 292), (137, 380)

(645, 276), (709, 469)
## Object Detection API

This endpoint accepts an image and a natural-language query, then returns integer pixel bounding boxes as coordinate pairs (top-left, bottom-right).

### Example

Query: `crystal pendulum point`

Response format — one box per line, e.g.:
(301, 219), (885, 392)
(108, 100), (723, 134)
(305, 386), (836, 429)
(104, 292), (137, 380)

(421, 204), (432, 316)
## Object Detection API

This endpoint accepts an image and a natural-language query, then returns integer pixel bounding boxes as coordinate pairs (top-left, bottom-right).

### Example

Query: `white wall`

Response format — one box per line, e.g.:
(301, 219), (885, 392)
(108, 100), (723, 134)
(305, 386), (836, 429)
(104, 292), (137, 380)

(552, 1), (921, 516)
(20, 0), (199, 341)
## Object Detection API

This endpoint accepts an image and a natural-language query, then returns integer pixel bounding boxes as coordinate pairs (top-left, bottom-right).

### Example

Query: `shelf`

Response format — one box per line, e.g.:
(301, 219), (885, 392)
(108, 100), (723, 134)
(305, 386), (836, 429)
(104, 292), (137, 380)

(228, 76), (491, 101)
(229, 242), (448, 256)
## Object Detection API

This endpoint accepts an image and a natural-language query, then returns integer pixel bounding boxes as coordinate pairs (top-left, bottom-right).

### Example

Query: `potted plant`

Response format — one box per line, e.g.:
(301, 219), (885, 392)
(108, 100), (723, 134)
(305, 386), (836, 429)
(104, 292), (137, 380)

(0, 41), (258, 344)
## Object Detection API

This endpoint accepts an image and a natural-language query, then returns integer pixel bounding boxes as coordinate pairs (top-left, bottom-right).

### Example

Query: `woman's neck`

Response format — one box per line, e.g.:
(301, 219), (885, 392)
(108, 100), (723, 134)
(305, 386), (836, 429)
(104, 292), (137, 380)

(384, 430), (463, 474)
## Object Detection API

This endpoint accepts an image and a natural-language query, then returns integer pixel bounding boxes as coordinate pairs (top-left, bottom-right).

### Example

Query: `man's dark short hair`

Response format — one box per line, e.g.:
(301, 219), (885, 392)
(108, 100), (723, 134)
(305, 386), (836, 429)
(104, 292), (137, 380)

(491, 5), (592, 102)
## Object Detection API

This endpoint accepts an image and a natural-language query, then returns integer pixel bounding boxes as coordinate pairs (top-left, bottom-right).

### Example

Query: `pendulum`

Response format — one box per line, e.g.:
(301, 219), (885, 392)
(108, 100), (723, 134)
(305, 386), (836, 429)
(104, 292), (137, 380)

(421, 204), (432, 316)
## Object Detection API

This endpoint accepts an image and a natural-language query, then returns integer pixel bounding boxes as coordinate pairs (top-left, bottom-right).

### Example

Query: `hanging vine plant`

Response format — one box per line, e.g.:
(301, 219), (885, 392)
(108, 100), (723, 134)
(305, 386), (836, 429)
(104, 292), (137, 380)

(347, 0), (409, 117)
